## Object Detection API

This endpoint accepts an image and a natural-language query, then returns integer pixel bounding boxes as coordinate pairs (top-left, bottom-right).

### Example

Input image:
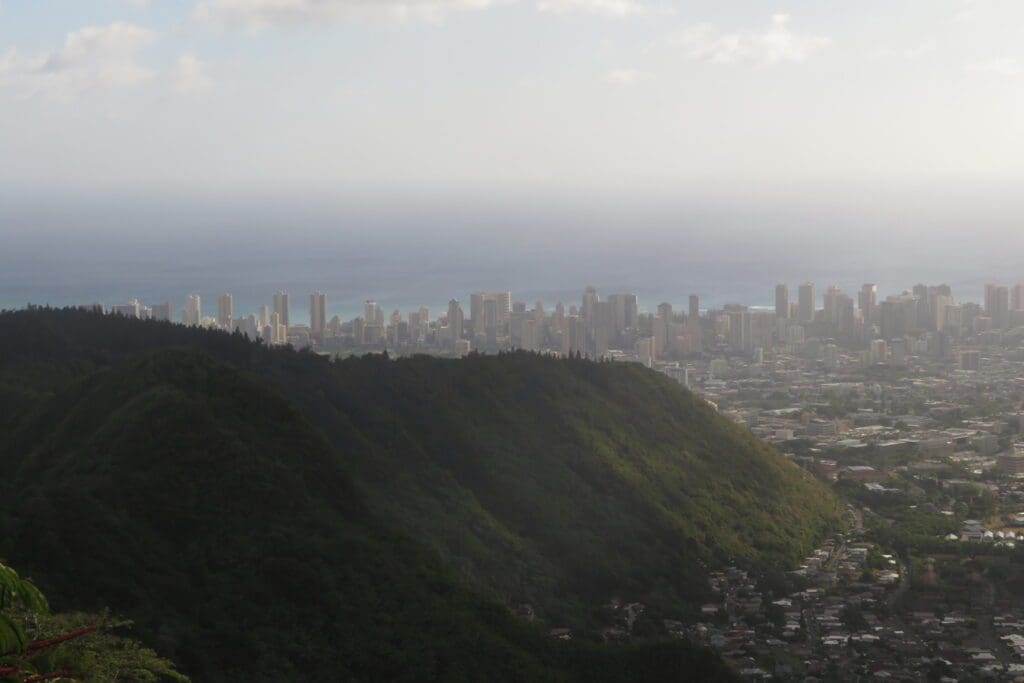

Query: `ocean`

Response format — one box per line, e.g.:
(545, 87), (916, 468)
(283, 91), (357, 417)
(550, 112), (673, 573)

(2, 191), (1021, 322)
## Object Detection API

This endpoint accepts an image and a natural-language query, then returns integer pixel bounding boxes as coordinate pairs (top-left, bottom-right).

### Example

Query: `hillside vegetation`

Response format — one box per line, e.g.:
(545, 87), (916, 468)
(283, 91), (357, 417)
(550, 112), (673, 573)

(0, 308), (841, 680)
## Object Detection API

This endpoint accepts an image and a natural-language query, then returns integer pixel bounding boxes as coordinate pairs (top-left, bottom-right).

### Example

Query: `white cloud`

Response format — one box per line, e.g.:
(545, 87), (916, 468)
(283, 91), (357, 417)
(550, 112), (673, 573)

(537, 0), (645, 18)
(870, 38), (937, 61)
(672, 14), (830, 67)
(0, 22), (156, 99)
(952, 0), (982, 24)
(191, 0), (496, 29)
(606, 67), (645, 85)
(964, 57), (1021, 77)
(902, 38), (937, 60)
(173, 55), (213, 93)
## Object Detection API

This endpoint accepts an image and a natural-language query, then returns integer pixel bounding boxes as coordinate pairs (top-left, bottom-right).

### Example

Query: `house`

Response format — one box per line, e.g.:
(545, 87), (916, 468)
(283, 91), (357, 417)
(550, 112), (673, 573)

(841, 465), (886, 483)
(960, 520), (986, 542)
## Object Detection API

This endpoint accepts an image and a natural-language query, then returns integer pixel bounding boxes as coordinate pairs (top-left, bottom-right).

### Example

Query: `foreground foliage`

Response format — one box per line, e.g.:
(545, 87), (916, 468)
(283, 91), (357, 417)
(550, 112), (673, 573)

(1, 562), (185, 682)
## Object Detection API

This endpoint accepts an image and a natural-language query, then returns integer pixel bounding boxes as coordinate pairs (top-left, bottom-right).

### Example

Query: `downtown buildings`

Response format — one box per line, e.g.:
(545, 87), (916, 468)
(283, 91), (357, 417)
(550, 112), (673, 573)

(99, 279), (1024, 374)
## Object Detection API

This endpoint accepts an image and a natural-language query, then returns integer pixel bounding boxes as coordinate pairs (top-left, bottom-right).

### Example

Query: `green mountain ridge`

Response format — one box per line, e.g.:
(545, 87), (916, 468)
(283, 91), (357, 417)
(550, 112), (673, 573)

(0, 308), (840, 680)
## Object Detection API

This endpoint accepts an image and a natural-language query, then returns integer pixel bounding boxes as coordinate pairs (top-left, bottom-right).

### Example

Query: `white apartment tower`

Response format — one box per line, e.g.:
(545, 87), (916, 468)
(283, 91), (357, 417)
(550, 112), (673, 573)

(273, 291), (290, 329)
(217, 293), (233, 329)
(183, 294), (201, 326)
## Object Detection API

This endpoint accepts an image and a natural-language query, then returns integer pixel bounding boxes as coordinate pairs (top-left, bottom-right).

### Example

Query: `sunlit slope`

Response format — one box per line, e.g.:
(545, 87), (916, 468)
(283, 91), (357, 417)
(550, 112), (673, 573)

(0, 308), (838, 662)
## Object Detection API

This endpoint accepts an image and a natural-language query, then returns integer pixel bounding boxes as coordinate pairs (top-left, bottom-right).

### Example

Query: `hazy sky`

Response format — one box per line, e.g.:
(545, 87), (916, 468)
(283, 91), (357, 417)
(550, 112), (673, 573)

(2, 1), (1024, 198)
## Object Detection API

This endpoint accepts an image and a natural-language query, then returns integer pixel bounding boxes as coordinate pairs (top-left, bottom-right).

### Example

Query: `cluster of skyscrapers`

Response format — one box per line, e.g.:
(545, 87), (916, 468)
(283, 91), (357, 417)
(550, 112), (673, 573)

(103, 280), (1024, 365)
(107, 287), (653, 358)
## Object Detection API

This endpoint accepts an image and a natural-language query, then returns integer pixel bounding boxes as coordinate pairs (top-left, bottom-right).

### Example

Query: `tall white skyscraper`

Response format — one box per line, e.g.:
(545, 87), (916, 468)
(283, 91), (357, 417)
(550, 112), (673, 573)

(310, 291), (327, 337)
(184, 294), (201, 326)
(364, 300), (382, 325)
(270, 311), (285, 344)
(112, 299), (141, 318)
(217, 293), (233, 329)
(273, 292), (290, 329)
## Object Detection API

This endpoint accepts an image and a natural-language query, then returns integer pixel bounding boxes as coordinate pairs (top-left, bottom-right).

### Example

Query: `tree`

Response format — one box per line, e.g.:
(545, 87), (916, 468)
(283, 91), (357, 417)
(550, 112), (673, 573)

(1, 562), (186, 682)
(0, 562), (47, 662)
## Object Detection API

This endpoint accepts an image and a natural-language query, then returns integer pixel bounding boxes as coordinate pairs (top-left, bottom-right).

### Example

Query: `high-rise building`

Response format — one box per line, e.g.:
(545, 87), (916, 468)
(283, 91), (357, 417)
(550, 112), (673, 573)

(582, 286), (599, 322)
(239, 314), (259, 340)
(364, 300), (382, 326)
(835, 293), (855, 336)
(183, 294), (201, 326)
(522, 316), (541, 351)
(997, 286), (1010, 328)
(623, 294), (638, 331)
(607, 293), (638, 335)
(634, 336), (654, 367)
(727, 308), (751, 352)
(483, 298), (499, 346)
(447, 299), (463, 344)
(111, 299), (141, 318)
(273, 292), (290, 329)
(774, 284), (789, 319)
(496, 292), (510, 325)
(562, 314), (585, 356)
(270, 311), (285, 344)
(469, 292), (510, 338)
(592, 300), (613, 356)
(985, 284), (1009, 328)
(655, 303), (673, 358)
(470, 293), (485, 335)
(943, 303), (963, 338)
(859, 284), (877, 322)
(150, 301), (173, 322)
(798, 283), (815, 322)
(823, 285), (843, 325)
(932, 294), (953, 332)
(217, 293), (233, 329)
(1013, 284), (1024, 311)
(688, 294), (699, 321)
(309, 291), (326, 337)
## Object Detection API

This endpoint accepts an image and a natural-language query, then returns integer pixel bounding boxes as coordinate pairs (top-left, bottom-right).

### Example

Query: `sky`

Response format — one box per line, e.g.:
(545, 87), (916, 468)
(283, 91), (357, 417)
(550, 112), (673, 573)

(1, 0), (1024, 197)
(2, 1), (1024, 314)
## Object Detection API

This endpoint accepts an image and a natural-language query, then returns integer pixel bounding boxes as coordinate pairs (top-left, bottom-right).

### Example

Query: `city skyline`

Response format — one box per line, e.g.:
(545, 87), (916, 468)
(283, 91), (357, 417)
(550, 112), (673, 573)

(64, 277), (1024, 368)
(45, 278), (1024, 329)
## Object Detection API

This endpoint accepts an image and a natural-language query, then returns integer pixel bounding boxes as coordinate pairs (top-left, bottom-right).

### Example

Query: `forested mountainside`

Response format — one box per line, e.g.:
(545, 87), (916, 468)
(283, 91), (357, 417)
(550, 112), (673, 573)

(0, 308), (841, 680)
